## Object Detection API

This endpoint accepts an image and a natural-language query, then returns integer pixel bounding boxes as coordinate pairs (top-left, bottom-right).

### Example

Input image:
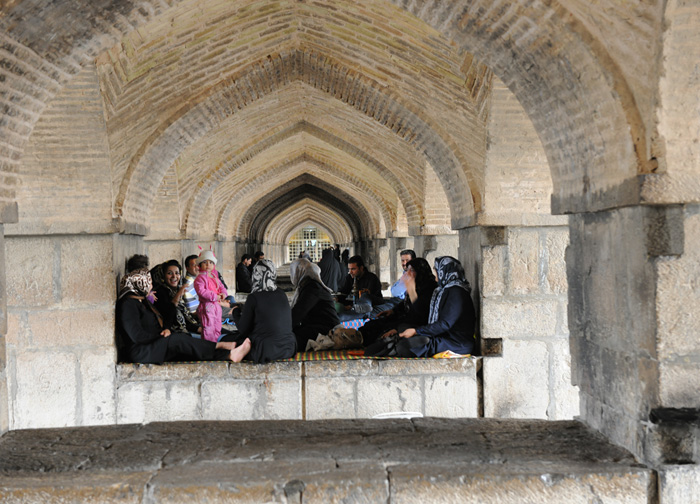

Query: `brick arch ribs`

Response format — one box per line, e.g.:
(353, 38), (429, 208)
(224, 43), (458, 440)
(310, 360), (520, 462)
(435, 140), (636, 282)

(186, 121), (397, 237)
(388, 0), (649, 213)
(117, 50), (472, 232)
(274, 212), (352, 247)
(242, 183), (369, 245)
(0, 0), (649, 224)
(220, 171), (381, 243)
(215, 155), (390, 241)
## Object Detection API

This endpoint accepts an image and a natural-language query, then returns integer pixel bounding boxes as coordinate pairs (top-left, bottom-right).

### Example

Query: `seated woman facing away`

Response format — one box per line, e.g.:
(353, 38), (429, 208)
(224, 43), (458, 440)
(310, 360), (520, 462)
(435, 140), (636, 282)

(394, 256), (476, 358)
(362, 257), (437, 355)
(230, 259), (297, 363)
(289, 258), (340, 350)
(115, 264), (250, 364)
(151, 259), (202, 338)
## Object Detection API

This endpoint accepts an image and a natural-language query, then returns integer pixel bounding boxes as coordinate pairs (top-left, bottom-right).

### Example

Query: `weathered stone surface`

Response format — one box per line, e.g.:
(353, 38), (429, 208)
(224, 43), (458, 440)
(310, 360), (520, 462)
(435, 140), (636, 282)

(305, 376), (357, 420)
(0, 472), (152, 503)
(389, 464), (651, 503)
(508, 229), (540, 294)
(79, 349), (117, 426)
(425, 234), (459, 267)
(0, 418), (651, 503)
(0, 371), (7, 434)
(481, 245), (506, 296)
(4, 313), (23, 348)
(568, 206), (663, 458)
(13, 351), (77, 429)
(201, 378), (302, 421)
(483, 340), (549, 419)
(481, 299), (560, 339)
(5, 238), (55, 307)
(28, 309), (114, 348)
(424, 373), (478, 418)
(60, 236), (114, 305)
(658, 361), (700, 408)
(151, 460), (390, 503)
(303, 359), (375, 378)
(116, 381), (200, 424)
(357, 376), (423, 418)
(145, 241), (184, 268)
(656, 207), (700, 407)
(118, 362), (233, 382)
(550, 339), (580, 420)
(658, 464), (700, 504)
(544, 229), (569, 295)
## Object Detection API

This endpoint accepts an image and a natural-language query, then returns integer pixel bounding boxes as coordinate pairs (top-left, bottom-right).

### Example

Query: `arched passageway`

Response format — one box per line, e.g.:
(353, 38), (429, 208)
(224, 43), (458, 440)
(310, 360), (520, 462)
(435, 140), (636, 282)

(0, 4), (699, 497)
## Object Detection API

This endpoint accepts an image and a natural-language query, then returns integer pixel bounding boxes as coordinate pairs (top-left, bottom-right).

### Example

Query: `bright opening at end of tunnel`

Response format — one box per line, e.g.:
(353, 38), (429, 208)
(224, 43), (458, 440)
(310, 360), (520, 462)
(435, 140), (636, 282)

(288, 226), (331, 263)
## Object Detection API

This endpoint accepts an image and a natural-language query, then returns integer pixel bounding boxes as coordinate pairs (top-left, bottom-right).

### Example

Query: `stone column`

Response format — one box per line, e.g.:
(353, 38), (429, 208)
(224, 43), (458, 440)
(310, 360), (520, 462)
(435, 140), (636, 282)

(5, 233), (122, 429)
(461, 224), (577, 421)
(377, 239), (391, 289)
(0, 225), (8, 433)
(568, 204), (695, 463)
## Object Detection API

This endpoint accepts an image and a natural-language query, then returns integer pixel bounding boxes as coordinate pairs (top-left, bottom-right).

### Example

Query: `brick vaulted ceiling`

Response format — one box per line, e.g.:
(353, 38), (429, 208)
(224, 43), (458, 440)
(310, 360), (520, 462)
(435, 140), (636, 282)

(0, 0), (664, 241)
(95, 0), (489, 240)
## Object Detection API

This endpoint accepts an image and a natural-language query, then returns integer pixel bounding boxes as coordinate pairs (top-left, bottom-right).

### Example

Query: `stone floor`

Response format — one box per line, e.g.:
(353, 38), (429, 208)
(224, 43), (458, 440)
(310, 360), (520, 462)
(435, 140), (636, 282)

(0, 418), (651, 503)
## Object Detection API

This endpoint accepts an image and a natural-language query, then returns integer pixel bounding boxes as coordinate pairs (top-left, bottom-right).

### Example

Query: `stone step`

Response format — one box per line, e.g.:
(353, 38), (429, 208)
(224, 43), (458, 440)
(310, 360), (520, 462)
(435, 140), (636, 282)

(0, 418), (651, 503)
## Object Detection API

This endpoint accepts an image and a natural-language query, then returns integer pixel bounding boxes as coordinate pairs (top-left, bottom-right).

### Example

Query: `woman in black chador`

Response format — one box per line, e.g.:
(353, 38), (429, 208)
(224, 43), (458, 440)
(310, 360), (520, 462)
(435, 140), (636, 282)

(362, 257), (436, 356)
(231, 259), (297, 363)
(289, 258), (340, 350)
(317, 247), (344, 292)
(396, 256), (476, 357)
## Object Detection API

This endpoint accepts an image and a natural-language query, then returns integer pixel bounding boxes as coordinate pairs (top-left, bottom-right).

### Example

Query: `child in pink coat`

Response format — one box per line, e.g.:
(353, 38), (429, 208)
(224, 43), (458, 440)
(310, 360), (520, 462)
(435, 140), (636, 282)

(193, 250), (228, 342)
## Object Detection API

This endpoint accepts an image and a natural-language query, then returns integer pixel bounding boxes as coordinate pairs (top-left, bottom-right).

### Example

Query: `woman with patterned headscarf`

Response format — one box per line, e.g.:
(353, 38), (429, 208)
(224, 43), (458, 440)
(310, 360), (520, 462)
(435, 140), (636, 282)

(116, 258), (249, 364)
(230, 259), (296, 363)
(289, 258), (340, 350)
(151, 259), (202, 337)
(396, 256), (476, 357)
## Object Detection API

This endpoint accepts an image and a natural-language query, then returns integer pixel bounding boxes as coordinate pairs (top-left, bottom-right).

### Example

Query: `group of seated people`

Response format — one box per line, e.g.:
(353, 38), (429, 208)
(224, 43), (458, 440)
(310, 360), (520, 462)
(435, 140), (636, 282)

(115, 247), (476, 364)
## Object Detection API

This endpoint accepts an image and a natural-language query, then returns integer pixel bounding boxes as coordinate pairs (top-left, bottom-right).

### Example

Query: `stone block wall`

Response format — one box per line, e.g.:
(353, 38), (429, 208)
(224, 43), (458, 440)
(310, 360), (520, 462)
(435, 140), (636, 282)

(116, 357), (479, 423)
(2, 228), (575, 429)
(568, 204), (693, 460)
(0, 227), (7, 433)
(116, 362), (303, 424)
(304, 359), (478, 420)
(479, 225), (578, 420)
(656, 205), (700, 408)
(4, 234), (117, 429)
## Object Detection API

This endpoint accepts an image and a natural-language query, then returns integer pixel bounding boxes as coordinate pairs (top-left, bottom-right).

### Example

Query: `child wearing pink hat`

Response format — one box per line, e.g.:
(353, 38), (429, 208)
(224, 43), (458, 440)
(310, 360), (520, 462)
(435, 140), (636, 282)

(193, 250), (228, 342)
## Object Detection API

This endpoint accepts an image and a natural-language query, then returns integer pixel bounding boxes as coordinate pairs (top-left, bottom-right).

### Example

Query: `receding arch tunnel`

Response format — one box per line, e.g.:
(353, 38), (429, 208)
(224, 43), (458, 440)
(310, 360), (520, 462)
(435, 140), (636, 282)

(242, 179), (372, 245)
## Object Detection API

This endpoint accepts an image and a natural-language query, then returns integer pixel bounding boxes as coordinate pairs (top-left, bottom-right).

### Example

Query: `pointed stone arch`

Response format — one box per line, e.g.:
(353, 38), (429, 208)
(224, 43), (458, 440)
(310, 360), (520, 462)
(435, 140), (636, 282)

(241, 182), (369, 244)
(216, 167), (388, 242)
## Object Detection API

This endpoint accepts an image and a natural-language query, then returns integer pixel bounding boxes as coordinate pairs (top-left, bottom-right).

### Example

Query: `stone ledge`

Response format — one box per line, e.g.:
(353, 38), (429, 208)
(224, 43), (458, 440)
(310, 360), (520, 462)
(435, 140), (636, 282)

(303, 356), (479, 377)
(117, 360), (302, 382)
(114, 358), (482, 422)
(0, 419), (652, 503)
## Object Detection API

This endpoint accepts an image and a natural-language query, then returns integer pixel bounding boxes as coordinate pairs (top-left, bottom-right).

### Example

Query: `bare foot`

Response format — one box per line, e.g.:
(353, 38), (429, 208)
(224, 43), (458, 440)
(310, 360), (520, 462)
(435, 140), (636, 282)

(216, 341), (236, 351)
(230, 338), (251, 362)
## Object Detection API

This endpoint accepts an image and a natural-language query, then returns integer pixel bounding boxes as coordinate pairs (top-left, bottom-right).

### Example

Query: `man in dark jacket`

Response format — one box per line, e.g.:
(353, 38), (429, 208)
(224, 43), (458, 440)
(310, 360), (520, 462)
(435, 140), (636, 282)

(339, 255), (384, 307)
(236, 254), (253, 293)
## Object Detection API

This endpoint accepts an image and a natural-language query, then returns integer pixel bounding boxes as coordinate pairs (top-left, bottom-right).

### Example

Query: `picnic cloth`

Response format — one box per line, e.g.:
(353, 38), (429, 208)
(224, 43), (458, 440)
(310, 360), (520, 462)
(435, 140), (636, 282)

(279, 350), (471, 362)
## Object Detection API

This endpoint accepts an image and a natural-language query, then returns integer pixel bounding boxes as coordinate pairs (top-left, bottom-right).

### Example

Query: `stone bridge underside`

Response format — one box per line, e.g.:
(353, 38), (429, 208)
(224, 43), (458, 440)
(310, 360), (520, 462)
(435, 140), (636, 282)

(1, 1), (700, 501)
(1, 0), (678, 240)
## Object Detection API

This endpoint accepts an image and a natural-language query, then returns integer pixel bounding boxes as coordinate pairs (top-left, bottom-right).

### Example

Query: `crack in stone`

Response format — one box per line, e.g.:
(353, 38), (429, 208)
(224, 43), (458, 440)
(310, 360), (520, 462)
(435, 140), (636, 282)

(140, 448), (170, 504)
